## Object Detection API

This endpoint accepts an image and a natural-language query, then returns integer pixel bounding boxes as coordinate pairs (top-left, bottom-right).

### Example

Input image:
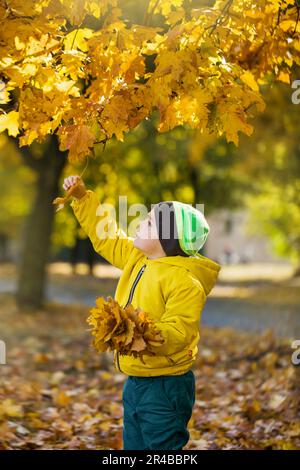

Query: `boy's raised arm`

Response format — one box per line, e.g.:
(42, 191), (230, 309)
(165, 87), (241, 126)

(67, 179), (138, 270)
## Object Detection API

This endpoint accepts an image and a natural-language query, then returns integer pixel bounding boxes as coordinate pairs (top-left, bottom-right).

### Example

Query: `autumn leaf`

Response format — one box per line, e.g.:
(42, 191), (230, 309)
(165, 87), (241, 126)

(86, 296), (164, 364)
(57, 124), (96, 162)
(0, 399), (23, 419)
(52, 178), (86, 212)
(240, 71), (259, 92)
(53, 391), (72, 408)
(64, 28), (93, 52)
(0, 111), (19, 137)
(218, 103), (254, 146)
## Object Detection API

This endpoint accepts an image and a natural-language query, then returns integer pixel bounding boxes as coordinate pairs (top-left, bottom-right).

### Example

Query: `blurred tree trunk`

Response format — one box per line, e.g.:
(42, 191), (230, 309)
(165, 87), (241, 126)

(0, 233), (9, 262)
(293, 263), (300, 278)
(15, 135), (68, 310)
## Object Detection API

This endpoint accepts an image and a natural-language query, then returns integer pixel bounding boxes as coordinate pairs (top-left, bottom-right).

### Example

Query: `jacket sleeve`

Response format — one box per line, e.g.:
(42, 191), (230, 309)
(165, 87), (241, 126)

(150, 279), (206, 356)
(70, 190), (139, 270)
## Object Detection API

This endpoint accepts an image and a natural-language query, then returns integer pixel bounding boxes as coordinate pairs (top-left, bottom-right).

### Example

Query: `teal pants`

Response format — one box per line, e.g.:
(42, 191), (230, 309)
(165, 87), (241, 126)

(122, 369), (195, 450)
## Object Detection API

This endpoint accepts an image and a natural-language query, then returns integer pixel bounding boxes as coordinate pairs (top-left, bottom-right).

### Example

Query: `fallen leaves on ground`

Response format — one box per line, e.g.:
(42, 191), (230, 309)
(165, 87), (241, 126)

(0, 293), (299, 450)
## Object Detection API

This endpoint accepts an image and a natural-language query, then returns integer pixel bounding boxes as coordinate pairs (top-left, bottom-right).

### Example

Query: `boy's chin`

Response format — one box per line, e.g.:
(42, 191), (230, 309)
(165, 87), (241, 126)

(133, 238), (145, 253)
(133, 238), (141, 249)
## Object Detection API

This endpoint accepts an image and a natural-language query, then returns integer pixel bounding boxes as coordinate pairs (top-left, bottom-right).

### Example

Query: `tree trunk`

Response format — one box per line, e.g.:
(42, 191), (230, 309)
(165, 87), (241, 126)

(16, 135), (68, 310)
(292, 263), (300, 278)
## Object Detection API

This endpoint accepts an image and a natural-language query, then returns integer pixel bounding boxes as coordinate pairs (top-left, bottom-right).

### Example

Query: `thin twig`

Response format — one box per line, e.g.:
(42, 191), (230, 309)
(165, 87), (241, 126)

(205, 0), (233, 37)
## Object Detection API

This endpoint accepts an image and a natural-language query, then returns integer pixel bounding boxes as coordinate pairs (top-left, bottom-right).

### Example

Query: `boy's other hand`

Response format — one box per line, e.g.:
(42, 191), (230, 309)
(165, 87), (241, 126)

(63, 175), (87, 200)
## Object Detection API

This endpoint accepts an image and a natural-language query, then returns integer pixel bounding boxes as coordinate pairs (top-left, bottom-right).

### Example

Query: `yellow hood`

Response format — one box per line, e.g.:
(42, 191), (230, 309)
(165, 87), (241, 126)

(150, 254), (221, 296)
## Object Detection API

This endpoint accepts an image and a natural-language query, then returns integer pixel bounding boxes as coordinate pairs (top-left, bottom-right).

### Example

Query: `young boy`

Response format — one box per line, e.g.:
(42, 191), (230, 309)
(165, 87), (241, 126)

(63, 175), (221, 451)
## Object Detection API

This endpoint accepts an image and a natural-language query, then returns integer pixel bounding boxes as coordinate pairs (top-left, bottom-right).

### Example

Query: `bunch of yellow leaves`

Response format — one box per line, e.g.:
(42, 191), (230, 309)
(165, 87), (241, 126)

(86, 296), (165, 364)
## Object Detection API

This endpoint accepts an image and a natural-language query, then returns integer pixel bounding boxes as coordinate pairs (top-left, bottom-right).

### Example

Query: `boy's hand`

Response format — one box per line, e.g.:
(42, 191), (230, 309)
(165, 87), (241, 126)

(63, 175), (87, 200)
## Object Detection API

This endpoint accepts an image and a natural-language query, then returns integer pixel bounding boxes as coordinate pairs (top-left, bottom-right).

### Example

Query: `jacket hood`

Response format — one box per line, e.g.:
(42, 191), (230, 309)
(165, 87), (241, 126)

(151, 254), (221, 296)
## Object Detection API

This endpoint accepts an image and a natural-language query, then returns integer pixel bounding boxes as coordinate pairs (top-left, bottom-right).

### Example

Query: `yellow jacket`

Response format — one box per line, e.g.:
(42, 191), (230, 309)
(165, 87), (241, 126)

(71, 190), (221, 377)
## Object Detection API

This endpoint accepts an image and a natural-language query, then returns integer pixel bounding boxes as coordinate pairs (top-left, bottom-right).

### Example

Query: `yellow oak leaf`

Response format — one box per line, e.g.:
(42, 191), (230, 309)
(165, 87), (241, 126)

(0, 110), (19, 137)
(64, 28), (93, 52)
(240, 71), (259, 91)
(57, 124), (96, 162)
(219, 103), (253, 146)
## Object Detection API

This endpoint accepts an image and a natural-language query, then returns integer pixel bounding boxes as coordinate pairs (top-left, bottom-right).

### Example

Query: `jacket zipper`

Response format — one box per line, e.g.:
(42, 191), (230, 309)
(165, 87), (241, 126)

(116, 264), (146, 372)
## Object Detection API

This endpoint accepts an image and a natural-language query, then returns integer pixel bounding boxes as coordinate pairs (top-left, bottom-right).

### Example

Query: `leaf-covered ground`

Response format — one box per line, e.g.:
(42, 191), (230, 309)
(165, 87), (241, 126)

(0, 291), (299, 450)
